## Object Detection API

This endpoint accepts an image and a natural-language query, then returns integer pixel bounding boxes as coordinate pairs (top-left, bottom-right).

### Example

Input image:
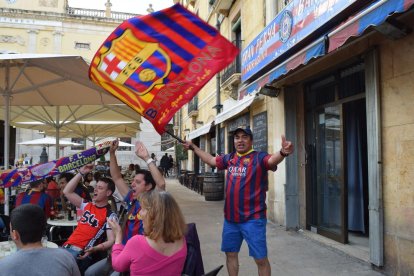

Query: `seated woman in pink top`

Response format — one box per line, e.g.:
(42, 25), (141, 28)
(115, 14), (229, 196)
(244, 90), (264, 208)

(108, 190), (187, 276)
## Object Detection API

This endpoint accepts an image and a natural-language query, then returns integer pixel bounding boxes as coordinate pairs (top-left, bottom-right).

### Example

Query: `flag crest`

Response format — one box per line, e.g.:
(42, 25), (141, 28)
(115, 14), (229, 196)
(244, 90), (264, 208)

(89, 3), (239, 134)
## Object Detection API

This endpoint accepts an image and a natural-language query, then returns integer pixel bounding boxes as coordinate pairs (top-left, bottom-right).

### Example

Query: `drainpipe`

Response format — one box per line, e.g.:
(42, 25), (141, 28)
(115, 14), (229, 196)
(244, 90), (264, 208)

(214, 17), (223, 157)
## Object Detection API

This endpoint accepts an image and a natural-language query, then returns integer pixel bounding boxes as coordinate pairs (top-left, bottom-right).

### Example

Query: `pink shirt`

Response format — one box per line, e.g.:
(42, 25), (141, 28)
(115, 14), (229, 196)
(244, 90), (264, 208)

(111, 235), (187, 276)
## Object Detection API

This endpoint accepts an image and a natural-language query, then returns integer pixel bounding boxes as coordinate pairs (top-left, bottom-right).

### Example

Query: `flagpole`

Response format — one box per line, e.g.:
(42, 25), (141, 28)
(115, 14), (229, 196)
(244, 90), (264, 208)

(166, 130), (194, 150)
(166, 130), (184, 143)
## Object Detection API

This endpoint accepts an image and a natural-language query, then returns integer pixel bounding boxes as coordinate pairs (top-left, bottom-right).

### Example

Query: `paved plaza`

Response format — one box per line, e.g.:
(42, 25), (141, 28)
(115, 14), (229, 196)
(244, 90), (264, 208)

(166, 178), (384, 276)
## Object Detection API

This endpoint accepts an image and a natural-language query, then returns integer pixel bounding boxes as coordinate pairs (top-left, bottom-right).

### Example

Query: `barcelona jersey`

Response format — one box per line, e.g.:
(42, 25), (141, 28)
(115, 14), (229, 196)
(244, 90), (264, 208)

(64, 202), (114, 250)
(122, 190), (144, 245)
(216, 151), (274, 223)
(15, 190), (52, 218)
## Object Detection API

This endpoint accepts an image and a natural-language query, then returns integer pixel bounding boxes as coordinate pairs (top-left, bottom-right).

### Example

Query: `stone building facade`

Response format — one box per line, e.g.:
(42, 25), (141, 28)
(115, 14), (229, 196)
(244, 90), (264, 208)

(177, 0), (414, 274)
(0, 0), (163, 167)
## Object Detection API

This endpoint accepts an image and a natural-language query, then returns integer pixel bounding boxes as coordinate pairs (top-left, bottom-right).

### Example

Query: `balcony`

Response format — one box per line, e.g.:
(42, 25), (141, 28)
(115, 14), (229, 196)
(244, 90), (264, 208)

(187, 97), (199, 118)
(221, 55), (241, 100)
(66, 7), (136, 21)
(210, 0), (233, 16)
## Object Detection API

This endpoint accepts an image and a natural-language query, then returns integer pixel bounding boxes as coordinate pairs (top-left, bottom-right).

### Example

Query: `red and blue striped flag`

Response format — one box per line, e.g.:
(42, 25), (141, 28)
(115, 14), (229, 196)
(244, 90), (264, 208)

(89, 3), (239, 134)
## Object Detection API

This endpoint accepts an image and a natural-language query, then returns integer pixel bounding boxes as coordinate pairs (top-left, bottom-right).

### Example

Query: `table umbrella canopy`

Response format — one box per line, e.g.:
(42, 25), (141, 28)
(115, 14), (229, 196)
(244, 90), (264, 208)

(96, 139), (135, 147)
(0, 54), (137, 215)
(0, 54), (122, 106)
(8, 105), (141, 144)
(165, 146), (175, 153)
(43, 122), (140, 144)
(18, 137), (82, 147)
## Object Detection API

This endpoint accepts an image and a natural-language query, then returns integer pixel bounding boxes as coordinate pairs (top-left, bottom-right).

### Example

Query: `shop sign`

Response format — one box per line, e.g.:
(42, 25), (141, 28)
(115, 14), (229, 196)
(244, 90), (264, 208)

(241, 0), (356, 82)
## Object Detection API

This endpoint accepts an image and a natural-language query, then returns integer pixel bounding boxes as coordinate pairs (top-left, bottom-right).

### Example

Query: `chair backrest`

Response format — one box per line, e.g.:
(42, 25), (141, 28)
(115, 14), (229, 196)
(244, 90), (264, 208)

(0, 214), (11, 241)
(202, 265), (223, 276)
(182, 223), (205, 276)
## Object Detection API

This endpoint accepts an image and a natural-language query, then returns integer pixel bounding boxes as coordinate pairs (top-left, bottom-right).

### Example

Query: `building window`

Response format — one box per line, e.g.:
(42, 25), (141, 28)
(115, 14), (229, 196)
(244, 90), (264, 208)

(71, 138), (85, 151)
(221, 16), (242, 85)
(75, 42), (90, 50)
(187, 96), (198, 114)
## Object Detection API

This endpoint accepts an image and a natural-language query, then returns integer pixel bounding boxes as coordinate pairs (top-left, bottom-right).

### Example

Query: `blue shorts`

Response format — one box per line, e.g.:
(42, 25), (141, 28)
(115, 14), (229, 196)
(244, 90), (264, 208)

(221, 218), (267, 259)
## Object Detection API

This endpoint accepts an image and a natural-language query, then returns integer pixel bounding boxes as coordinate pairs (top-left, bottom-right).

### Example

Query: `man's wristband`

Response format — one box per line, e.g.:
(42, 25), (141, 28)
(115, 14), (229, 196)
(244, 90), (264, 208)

(146, 158), (155, 165)
(280, 149), (289, 157)
(78, 170), (86, 177)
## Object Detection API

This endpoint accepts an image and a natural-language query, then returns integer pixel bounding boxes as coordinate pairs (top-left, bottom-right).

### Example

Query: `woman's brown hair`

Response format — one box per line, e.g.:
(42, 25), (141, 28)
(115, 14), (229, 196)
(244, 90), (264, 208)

(139, 190), (186, 243)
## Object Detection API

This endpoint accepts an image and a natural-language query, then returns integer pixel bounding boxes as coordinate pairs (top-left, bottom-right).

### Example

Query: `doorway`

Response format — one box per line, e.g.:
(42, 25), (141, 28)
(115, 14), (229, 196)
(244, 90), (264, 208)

(305, 62), (369, 245)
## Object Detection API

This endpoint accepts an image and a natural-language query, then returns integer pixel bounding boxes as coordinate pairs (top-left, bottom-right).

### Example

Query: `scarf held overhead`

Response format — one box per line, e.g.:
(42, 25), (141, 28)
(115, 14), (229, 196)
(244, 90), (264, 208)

(0, 141), (111, 188)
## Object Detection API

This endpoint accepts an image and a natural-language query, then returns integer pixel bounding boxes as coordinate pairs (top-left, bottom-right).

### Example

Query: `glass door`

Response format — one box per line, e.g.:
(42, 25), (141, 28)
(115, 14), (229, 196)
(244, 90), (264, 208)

(313, 105), (347, 243)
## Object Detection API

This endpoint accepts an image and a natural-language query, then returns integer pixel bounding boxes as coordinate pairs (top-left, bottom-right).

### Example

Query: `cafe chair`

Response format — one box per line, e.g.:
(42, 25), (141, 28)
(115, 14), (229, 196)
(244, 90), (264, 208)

(202, 265), (223, 276)
(182, 223), (204, 276)
(0, 214), (10, 241)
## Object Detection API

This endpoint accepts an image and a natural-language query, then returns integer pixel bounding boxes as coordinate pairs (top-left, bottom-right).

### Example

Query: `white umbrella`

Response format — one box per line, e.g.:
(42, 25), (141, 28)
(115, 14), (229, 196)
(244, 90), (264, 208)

(0, 54), (128, 215)
(165, 146), (175, 153)
(18, 137), (82, 146)
(18, 136), (82, 160)
(96, 139), (135, 147)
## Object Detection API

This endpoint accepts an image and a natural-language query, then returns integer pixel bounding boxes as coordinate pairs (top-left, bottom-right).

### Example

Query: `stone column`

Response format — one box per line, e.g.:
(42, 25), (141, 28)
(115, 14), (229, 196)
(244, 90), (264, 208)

(52, 30), (64, 54)
(27, 29), (39, 53)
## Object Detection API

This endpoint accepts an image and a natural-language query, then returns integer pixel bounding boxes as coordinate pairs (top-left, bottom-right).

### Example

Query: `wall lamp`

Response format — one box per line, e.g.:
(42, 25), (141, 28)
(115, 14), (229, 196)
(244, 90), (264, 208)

(184, 128), (190, 132)
(258, 83), (281, 98)
(196, 121), (204, 125)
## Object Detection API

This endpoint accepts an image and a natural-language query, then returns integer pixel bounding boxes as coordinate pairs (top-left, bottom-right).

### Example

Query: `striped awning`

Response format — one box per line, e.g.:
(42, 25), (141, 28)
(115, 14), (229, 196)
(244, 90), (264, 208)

(328, 0), (414, 52)
(186, 122), (214, 140)
(238, 35), (326, 99)
(215, 92), (257, 125)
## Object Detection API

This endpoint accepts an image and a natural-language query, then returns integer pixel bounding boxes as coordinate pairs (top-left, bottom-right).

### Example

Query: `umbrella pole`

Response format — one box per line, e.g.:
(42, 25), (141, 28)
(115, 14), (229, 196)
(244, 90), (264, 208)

(56, 106), (60, 159)
(3, 62), (10, 215)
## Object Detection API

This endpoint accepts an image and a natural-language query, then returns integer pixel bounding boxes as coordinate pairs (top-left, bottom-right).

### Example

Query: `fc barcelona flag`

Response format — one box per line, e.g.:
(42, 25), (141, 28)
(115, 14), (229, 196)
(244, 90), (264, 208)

(89, 3), (239, 134)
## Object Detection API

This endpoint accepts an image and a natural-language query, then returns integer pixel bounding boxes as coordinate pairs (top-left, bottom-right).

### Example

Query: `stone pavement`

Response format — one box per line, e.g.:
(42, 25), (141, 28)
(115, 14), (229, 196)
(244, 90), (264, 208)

(165, 178), (384, 276)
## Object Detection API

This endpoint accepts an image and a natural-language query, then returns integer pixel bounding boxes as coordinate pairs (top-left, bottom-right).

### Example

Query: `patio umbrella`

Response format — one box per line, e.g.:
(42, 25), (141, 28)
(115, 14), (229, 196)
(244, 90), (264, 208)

(165, 146), (175, 152)
(0, 54), (124, 160)
(0, 54), (129, 215)
(18, 137), (82, 147)
(165, 146), (175, 153)
(96, 139), (135, 147)
(43, 122), (140, 145)
(9, 105), (141, 146)
(18, 136), (82, 162)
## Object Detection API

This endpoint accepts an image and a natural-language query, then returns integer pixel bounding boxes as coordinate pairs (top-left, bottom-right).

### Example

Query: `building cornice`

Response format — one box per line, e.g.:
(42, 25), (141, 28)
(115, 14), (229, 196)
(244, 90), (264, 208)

(0, 7), (136, 26)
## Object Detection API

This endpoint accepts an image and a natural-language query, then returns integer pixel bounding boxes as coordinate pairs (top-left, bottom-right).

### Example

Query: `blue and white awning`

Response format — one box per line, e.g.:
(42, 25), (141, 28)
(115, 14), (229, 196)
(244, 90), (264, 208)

(238, 0), (414, 99)
(328, 0), (414, 52)
(215, 92), (257, 125)
(186, 122), (214, 140)
(239, 36), (326, 99)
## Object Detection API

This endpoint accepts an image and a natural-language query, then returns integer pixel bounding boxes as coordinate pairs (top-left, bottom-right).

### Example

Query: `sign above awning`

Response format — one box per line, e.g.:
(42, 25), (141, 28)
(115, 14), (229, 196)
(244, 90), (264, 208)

(328, 0), (414, 53)
(186, 122), (214, 140)
(239, 36), (326, 99)
(241, 0), (358, 82)
(215, 92), (257, 125)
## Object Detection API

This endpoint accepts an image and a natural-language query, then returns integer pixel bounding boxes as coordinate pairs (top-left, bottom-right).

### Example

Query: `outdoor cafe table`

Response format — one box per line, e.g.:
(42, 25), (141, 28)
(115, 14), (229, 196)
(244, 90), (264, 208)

(0, 240), (58, 259)
(47, 218), (77, 241)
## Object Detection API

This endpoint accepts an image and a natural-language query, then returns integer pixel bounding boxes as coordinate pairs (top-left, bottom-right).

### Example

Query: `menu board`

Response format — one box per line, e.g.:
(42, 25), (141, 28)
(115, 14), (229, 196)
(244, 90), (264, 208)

(252, 112), (267, 152)
(228, 113), (250, 132)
